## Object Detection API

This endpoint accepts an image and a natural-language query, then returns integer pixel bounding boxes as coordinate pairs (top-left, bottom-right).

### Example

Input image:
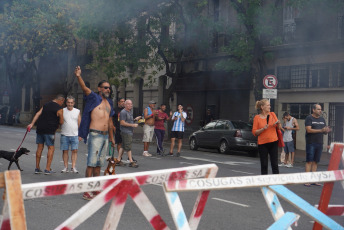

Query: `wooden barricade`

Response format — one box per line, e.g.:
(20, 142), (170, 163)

(0, 164), (218, 230)
(164, 143), (344, 230)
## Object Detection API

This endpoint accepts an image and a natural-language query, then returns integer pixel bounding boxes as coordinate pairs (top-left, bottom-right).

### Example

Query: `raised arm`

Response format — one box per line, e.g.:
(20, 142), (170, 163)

(74, 66), (91, 96)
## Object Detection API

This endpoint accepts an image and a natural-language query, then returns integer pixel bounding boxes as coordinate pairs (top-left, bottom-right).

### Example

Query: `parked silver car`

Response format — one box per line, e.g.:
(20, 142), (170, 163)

(189, 120), (258, 157)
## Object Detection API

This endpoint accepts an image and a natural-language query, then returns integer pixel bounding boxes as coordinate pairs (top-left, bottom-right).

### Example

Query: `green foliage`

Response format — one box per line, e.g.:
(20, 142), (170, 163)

(0, 0), (79, 104)
(77, 0), (213, 85)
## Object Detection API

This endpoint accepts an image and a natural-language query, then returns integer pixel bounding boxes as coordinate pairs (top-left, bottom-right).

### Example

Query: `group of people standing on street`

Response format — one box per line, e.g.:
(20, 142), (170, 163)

(252, 99), (331, 187)
(27, 65), (188, 201)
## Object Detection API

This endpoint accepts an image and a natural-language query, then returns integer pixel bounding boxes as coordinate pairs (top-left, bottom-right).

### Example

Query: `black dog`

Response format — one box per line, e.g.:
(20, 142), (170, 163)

(0, 147), (30, 171)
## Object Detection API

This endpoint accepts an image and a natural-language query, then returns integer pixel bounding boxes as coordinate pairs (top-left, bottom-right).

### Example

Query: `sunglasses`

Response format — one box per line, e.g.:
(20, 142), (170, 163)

(101, 86), (110, 89)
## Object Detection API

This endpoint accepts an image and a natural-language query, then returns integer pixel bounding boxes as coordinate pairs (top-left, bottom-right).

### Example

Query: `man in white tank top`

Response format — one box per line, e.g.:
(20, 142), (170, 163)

(280, 112), (299, 167)
(60, 96), (81, 173)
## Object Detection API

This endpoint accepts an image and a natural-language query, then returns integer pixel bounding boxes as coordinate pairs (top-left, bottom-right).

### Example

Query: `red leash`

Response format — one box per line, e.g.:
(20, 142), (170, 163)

(13, 127), (30, 158)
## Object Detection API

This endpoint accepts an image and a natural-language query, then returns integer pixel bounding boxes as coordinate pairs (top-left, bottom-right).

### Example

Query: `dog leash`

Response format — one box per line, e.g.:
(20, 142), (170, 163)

(13, 127), (30, 159)
(108, 144), (115, 159)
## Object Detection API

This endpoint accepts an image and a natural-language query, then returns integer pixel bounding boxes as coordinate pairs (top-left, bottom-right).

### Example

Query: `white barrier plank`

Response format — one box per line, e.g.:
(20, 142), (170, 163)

(164, 170), (344, 192)
(267, 212), (300, 230)
(261, 187), (287, 225)
(22, 164), (217, 199)
(128, 181), (170, 230)
(269, 185), (344, 230)
(102, 180), (130, 230)
(164, 191), (190, 230)
(55, 179), (122, 230)
(188, 167), (218, 230)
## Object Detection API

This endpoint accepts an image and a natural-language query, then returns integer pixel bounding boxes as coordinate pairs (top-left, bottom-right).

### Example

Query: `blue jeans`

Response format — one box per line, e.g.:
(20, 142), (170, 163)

(36, 134), (55, 146)
(87, 132), (108, 167)
(306, 143), (323, 163)
(60, 135), (79, 150)
(154, 129), (165, 154)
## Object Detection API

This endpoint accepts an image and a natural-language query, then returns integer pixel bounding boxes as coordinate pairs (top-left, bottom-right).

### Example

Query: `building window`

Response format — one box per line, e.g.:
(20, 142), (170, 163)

(285, 103), (324, 119)
(277, 62), (344, 89)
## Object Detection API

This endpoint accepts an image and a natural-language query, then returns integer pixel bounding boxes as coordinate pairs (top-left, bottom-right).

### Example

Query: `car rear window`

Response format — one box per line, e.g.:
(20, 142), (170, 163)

(231, 121), (252, 130)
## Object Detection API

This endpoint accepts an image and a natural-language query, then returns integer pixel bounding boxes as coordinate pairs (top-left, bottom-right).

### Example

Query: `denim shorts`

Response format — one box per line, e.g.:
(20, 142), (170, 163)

(306, 143), (323, 163)
(60, 135), (79, 150)
(36, 134), (55, 146)
(283, 141), (295, 154)
(87, 131), (109, 167)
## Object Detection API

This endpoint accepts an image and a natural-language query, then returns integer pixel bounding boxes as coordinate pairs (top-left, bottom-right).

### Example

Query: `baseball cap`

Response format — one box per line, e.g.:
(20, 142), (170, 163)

(148, 100), (156, 104)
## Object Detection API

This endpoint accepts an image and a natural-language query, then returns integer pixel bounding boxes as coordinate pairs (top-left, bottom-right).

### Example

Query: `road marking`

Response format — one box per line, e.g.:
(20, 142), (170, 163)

(150, 157), (162, 160)
(231, 170), (254, 175)
(180, 162), (197, 165)
(10, 149), (16, 151)
(212, 198), (250, 207)
(181, 156), (254, 166)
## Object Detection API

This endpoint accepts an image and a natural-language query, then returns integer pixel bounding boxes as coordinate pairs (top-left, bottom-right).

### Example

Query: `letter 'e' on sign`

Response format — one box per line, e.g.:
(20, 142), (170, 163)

(263, 75), (278, 89)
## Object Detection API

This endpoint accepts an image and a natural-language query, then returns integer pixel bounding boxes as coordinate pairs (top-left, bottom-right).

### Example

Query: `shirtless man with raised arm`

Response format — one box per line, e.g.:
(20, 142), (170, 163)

(74, 66), (115, 201)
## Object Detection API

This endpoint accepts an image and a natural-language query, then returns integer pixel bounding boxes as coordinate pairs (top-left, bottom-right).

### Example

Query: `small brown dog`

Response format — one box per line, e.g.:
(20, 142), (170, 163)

(104, 157), (120, 175)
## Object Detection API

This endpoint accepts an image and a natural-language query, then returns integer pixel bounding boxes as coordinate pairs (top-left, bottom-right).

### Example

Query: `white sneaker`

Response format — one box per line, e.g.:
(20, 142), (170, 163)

(70, 168), (79, 173)
(278, 163), (286, 167)
(61, 167), (69, 173)
(143, 152), (151, 157)
(286, 164), (293, 168)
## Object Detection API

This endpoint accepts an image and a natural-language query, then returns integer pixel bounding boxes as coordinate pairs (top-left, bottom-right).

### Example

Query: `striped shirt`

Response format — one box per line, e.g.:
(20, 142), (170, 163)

(171, 111), (187, 132)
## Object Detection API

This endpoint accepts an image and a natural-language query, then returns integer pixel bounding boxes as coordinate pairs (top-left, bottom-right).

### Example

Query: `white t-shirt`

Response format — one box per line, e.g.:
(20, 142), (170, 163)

(61, 107), (80, 136)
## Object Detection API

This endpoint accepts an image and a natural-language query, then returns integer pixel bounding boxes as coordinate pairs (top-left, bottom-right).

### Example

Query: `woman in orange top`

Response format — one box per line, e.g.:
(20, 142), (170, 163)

(252, 99), (281, 175)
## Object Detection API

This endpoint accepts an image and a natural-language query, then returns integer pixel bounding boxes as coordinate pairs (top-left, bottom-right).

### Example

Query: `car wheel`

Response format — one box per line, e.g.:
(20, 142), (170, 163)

(248, 150), (258, 157)
(218, 140), (229, 153)
(189, 138), (198, 150)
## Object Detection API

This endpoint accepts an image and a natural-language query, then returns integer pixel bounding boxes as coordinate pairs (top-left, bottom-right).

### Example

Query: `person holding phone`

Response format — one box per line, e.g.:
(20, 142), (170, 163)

(252, 99), (281, 175)
(279, 112), (299, 168)
(304, 104), (331, 187)
(169, 104), (187, 157)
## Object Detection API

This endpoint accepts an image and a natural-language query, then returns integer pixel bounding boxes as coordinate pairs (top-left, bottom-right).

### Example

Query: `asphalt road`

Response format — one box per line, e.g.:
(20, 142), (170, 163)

(0, 126), (343, 230)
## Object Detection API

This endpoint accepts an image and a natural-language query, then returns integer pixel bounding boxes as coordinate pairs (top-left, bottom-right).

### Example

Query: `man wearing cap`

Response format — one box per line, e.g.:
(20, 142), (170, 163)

(142, 100), (157, 156)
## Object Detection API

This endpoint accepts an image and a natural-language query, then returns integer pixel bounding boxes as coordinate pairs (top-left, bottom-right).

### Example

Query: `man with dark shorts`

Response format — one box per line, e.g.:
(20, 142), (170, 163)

(112, 98), (125, 151)
(27, 94), (65, 175)
(169, 104), (187, 157)
(116, 99), (141, 167)
(74, 66), (115, 200)
(304, 104), (331, 187)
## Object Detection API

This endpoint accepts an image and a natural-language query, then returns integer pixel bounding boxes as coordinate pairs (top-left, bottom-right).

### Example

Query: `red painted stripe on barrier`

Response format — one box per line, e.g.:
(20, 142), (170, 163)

(334, 170), (344, 180)
(43, 184), (67, 196)
(314, 143), (343, 230)
(103, 178), (118, 189)
(104, 180), (133, 204)
(150, 215), (167, 230)
(104, 183), (121, 203)
(60, 227), (72, 230)
(326, 206), (344, 216)
(128, 182), (141, 199)
(136, 175), (149, 185)
(167, 171), (187, 188)
(1, 219), (10, 230)
(194, 191), (210, 218)
(114, 180), (133, 204)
